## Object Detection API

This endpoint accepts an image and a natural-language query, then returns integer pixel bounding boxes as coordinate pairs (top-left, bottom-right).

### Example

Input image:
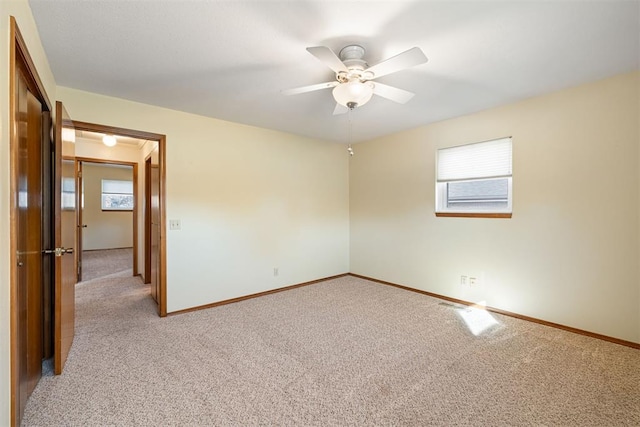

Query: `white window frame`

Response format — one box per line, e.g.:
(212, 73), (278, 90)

(435, 137), (513, 217)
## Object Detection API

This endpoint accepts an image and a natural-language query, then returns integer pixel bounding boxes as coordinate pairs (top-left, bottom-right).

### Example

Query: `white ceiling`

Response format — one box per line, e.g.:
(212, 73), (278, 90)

(29, 1), (639, 144)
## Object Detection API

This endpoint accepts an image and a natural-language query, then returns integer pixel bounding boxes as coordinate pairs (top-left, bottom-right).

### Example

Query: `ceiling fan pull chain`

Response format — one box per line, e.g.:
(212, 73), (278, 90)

(347, 107), (354, 157)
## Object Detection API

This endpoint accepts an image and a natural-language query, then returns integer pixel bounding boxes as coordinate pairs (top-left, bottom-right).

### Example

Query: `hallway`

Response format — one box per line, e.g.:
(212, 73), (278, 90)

(81, 248), (133, 282)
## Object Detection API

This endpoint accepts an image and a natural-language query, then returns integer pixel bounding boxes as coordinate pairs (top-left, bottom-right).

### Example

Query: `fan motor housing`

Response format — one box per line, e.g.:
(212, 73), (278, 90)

(339, 45), (368, 70)
(337, 45), (373, 83)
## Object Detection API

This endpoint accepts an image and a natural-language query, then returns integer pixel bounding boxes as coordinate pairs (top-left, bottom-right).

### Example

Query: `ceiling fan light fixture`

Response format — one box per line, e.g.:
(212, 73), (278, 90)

(332, 81), (374, 108)
(102, 135), (117, 147)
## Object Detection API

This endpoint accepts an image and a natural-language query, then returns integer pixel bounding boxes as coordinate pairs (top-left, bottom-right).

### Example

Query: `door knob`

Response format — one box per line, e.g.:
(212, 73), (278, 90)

(43, 248), (74, 256)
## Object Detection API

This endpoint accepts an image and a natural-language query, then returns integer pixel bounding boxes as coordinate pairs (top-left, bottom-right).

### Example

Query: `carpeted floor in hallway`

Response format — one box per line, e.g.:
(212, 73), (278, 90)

(80, 248), (133, 282)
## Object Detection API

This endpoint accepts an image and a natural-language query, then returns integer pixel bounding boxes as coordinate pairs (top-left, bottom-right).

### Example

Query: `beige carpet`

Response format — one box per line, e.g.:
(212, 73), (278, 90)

(80, 248), (133, 282)
(22, 270), (640, 425)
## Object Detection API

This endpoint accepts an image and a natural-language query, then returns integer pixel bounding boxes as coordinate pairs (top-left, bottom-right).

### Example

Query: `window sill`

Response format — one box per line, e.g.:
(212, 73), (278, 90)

(435, 212), (512, 219)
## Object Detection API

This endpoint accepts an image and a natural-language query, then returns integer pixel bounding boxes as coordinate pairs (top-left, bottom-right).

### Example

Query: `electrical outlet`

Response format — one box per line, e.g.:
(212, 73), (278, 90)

(469, 277), (477, 286)
(169, 219), (181, 230)
(273, 267), (279, 277)
(460, 275), (467, 285)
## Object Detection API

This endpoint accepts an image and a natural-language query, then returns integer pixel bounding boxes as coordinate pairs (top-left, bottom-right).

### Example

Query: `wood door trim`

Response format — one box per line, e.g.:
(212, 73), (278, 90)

(9, 20), (18, 425)
(71, 124), (167, 317)
(75, 157), (137, 166)
(9, 16), (52, 427)
(10, 17), (52, 113)
(158, 135), (167, 317)
(73, 121), (163, 141)
(76, 157), (138, 277)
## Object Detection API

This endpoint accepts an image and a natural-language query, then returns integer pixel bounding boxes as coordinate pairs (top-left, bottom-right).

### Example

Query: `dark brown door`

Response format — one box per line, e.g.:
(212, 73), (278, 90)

(53, 102), (77, 374)
(150, 150), (161, 306)
(76, 161), (84, 282)
(144, 157), (153, 289)
(15, 68), (44, 416)
(42, 111), (54, 361)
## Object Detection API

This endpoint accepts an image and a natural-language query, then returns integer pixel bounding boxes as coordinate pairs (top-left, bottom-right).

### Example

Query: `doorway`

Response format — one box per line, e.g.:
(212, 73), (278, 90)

(72, 121), (167, 317)
(9, 18), (167, 425)
(75, 160), (137, 283)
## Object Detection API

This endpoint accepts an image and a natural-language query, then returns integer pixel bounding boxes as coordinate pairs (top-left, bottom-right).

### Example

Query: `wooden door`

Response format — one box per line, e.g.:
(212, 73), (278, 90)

(144, 157), (154, 294)
(15, 68), (44, 416)
(150, 149), (161, 308)
(54, 101), (77, 374)
(76, 161), (84, 282)
(42, 111), (54, 361)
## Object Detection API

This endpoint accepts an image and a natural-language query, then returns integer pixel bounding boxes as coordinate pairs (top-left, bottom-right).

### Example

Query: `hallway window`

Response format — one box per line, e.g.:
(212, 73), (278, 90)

(62, 177), (75, 210)
(102, 179), (134, 211)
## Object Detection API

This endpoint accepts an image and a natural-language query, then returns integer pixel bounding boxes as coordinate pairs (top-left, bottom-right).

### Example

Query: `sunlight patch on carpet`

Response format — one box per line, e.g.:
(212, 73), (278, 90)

(457, 302), (500, 336)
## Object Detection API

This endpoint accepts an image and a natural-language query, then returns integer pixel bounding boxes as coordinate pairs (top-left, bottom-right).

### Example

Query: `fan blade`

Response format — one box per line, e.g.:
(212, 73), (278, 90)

(306, 46), (348, 74)
(372, 82), (415, 104)
(333, 103), (348, 115)
(366, 47), (428, 79)
(282, 81), (338, 96)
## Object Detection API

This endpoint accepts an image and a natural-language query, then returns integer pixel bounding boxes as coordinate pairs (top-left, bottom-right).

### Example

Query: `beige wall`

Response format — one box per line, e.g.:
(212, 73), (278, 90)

(56, 86), (351, 313)
(81, 163), (134, 250)
(0, 2), (58, 422)
(350, 71), (640, 343)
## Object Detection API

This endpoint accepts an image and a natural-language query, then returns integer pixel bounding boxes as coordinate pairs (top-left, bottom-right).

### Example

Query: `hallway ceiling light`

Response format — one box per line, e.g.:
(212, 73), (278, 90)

(102, 135), (117, 147)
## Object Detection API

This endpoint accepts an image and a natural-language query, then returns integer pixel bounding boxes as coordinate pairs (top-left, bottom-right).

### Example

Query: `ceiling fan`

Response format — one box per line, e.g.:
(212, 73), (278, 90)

(282, 44), (428, 114)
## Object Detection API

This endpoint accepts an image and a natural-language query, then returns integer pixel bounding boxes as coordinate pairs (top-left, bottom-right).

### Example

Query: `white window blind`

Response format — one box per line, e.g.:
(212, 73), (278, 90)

(102, 179), (133, 194)
(437, 137), (512, 182)
(435, 137), (513, 215)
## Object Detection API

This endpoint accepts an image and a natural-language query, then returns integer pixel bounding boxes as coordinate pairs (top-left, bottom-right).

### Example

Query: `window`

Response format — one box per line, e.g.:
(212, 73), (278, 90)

(62, 177), (75, 210)
(436, 137), (512, 218)
(102, 179), (134, 211)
